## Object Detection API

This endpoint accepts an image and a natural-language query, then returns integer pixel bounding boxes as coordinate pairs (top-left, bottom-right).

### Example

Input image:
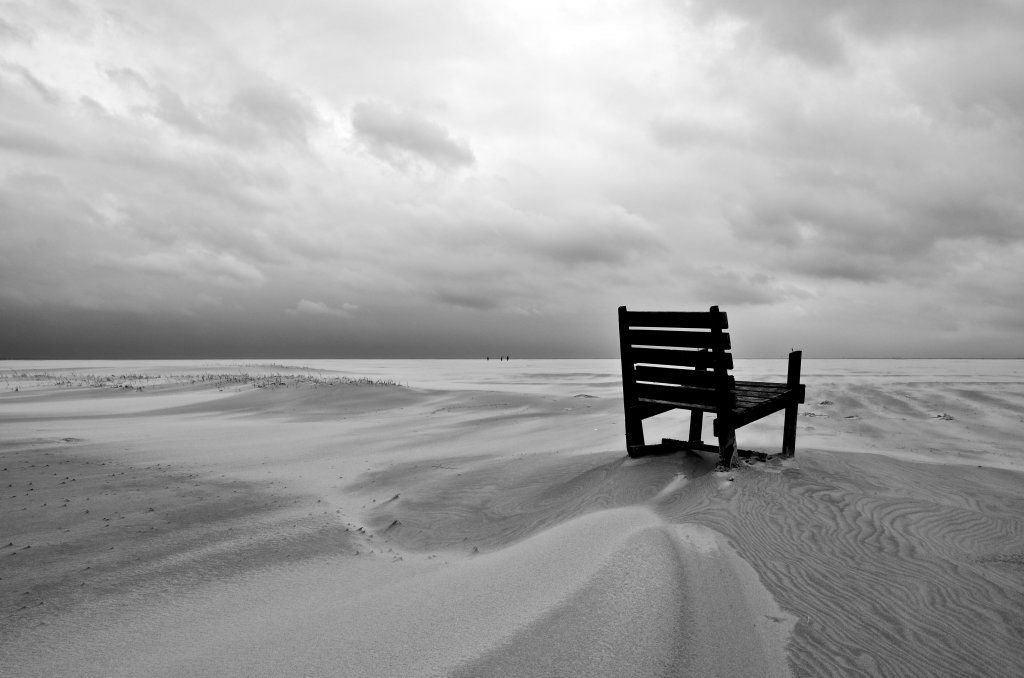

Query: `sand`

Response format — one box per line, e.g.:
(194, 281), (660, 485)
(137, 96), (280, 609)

(1, 359), (1023, 676)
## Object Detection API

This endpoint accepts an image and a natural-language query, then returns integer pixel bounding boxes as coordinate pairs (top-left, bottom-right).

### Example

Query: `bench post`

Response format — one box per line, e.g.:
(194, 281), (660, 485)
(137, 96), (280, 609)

(709, 306), (738, 466)
(687, 349), (707, 445)
(782, 350), (802, 457)
(618, 306), (646, 456)
(687, 409), (703, 445)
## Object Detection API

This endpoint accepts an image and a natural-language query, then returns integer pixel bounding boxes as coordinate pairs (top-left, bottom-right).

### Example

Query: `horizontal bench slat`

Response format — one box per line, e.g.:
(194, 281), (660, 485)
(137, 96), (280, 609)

(626, 329), (730, 350)
(734, 396), (782, 410)
(624, 310), (728, 330)
(734, 382), (790, 395)
(630, 348), (734, 370)
(734, 382), (805, 404)
(639, 398), (719, 413)
(636, 383), (719, 409)
(634, 365), (718, 388)
(634, 383), (802, 410)
(733, 389), (801, 410)
(627, 402), (676, 420)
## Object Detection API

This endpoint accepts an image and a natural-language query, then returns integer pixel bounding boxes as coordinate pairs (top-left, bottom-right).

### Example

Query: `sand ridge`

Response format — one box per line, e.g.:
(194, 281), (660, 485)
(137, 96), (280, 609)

(2, 360), (1024, 676)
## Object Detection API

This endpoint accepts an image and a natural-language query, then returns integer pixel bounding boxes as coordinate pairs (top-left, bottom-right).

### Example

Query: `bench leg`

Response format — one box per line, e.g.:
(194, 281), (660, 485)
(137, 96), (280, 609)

(625, 409), (646, 458)
(717, 423), (737, 467)
(782, 404), (798, 457)
(783, 349), (802, 458)
(688, 409), (703, 445)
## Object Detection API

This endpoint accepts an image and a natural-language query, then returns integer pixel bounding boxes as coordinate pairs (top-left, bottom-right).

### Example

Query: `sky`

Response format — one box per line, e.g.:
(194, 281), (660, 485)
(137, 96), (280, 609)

(2, 0), (1023, 358)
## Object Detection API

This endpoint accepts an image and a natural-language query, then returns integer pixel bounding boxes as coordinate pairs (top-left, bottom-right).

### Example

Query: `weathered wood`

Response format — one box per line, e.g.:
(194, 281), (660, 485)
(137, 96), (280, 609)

(732, 383), (805, 403)
(618, 304), (804, 465)
(782, 350), (802, 457)
(626, 329), (731, 350)
(662, 438), (719, 454)
(639, 398), (719, 414)
(733, 392), (786, 406)
(688, 353), (708, 444)
(661, 438), (763, 458)
(619, 306), (646, 456)
(716, 421), (738, 466)
(688, 409), (703, 444)
(733, 383), (794, 399)
(733, 382), (804, 403)
(623, 310), (728, 329)
(733, 388), (802, 406)
(636, 383), (717, 409)
(787, 350), (802, 387)
(632, 402), (676, 420)
(720, 393), (797, 432)
(630, 347), (734, 370)
(708, 306), (738, 466)
(733, 385), (789, 398)
(634, 365), (719, 388)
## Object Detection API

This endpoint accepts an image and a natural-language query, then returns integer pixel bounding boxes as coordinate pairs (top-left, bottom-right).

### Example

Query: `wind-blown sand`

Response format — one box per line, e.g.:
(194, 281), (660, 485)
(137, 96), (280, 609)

(1, 359), (1022, 676)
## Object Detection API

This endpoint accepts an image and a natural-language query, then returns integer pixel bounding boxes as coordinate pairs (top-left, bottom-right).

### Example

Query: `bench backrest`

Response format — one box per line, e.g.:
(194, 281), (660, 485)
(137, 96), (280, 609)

(618, 305), (735, 411)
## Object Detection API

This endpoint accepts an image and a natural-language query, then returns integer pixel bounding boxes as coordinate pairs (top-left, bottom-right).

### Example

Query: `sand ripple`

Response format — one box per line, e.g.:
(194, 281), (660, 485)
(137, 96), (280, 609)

(658, 454), (1024, 677)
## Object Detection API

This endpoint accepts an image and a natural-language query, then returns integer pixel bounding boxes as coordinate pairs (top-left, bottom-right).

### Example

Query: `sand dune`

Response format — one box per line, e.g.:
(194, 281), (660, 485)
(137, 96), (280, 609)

(2, 360), (1023, 676)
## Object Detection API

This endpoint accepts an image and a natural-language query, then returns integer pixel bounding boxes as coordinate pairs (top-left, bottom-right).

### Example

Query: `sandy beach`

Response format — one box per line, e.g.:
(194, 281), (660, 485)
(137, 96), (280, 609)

(1, 359), (1023, 677)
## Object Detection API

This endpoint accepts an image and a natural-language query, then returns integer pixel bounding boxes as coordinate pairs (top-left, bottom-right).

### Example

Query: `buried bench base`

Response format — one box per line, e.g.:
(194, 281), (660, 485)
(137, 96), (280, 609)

(627, 438), (784, 463)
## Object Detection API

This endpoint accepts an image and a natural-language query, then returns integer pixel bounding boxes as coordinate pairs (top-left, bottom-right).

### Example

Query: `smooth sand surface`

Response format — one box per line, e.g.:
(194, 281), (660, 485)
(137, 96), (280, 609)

(2, 360), (1023, 676)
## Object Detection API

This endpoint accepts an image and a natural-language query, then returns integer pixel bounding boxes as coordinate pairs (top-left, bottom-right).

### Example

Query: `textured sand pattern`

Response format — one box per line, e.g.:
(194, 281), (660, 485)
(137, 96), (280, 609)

(2, 359), (1023, 676)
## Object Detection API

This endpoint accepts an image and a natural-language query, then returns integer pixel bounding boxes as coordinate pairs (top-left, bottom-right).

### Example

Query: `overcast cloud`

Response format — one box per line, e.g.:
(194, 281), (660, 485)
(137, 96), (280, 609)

(2, 0), (1022, 358)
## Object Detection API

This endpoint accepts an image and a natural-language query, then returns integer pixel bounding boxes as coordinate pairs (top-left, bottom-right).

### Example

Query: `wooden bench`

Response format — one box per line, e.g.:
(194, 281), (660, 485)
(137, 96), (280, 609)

(618, 305), (805, 466)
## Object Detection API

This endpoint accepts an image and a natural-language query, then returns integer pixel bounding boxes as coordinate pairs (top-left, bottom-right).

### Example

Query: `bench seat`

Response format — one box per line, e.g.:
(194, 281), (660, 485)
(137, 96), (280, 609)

(637, 381), (803, 422)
